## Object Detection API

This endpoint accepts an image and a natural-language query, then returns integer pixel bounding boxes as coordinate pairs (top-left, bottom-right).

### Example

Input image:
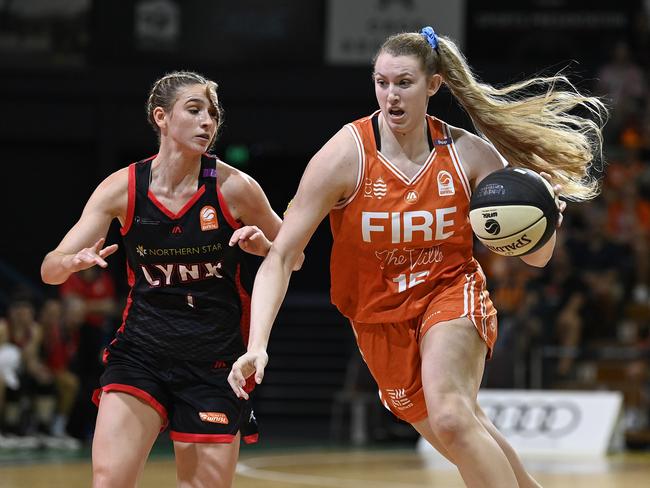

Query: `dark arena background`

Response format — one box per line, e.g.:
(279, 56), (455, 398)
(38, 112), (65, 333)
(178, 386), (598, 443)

(1, 1), (650, 486)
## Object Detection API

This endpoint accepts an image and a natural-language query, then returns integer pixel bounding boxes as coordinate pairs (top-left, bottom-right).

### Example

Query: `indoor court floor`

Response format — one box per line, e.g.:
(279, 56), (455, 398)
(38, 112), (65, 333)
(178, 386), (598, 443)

(1, 447), (649, 487)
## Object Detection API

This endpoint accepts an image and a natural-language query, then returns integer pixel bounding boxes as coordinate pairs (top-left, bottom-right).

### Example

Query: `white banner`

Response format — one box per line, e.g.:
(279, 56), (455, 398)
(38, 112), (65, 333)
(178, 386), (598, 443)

(418, 389), (624, 458)
(325, 0), (465, 65)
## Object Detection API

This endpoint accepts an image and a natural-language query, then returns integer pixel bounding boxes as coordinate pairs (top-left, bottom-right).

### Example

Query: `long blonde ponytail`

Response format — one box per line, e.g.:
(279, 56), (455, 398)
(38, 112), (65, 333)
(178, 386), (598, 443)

(377, 31), (608, 201)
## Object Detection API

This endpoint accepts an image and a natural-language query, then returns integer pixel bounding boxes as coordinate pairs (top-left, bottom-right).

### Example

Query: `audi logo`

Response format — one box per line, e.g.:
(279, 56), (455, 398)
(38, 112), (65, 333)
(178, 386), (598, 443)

(482, 401), (581, 438)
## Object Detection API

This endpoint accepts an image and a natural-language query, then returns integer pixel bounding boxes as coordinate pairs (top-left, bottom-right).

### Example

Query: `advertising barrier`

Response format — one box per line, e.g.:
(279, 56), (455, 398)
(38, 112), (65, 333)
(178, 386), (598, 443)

(417, 389), (624, 458)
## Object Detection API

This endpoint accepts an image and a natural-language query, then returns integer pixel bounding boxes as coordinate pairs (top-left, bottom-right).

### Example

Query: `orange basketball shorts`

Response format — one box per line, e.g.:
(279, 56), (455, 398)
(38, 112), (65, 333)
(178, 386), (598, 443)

(350, 271), (497, 424)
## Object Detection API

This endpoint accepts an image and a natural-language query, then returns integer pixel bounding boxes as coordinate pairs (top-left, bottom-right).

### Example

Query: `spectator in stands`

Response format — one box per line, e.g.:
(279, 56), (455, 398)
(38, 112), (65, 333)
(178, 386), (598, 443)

(606, 180), (650, 303)
(59, 266), (117, 332)
(38, 297), (80, 440)
(596, 40), (646, 142)
(56, 265), (117, 441)
(2, 290), (52, 443)
(483, 257), (539, 387)
(0, 317), (21, 445)
(527, 237), (588, 381)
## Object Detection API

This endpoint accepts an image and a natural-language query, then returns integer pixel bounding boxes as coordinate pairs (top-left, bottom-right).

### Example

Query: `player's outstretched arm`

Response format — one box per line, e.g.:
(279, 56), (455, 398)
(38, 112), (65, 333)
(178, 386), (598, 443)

(41, 168), (128, 285)
(228, 128), (359, 399)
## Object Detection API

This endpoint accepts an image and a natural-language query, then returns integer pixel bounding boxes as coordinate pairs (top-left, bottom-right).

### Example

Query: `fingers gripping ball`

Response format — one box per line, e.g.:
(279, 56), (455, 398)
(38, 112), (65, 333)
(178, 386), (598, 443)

(469, 168), (559, 256)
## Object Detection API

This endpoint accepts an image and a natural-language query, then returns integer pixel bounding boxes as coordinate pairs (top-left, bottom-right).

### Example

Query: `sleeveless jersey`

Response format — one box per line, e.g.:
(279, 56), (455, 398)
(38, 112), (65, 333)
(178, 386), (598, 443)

(329, 112), (483, 323)
(113, 154), (251, 361)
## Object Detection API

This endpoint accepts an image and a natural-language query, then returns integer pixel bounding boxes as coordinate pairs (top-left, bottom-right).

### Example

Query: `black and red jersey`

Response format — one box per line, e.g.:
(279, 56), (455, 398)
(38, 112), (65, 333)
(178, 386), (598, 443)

(110, 154), (251, 362)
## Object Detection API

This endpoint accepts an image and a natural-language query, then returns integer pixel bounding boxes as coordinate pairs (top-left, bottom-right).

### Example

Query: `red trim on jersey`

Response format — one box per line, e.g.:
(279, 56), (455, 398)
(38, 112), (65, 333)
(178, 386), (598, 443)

(115, 291), (132, 337)
(169, 432), (236, 443)
(104, 265), (135, 363)
(92, 383), (169, 430)
(148, 185), (206, 220)
(235, 265), (256, 394)
(216, 182), (241, 229)
(121, 163), (137, 235)
(119, 266), (135, 330)
(101, 346), (110, 364)
(243, 433), (259, 444)
(91, 387), (101, 406)
(126, 261), (136, 287)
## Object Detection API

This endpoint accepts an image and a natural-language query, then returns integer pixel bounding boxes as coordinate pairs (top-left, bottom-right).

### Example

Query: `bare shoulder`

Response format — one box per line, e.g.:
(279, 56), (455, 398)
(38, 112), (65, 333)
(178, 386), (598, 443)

(98, 166), (129, 212)
(84, 166), (130, 219)
(101, 166), (130, 193)
(448, 125), (505, 186)
(311, 126), (358, 173)
(217, 158), (249, 188)
(302, 126), (359, 202)
(216, 159), (265, 221)
(216, 159), (259, 198)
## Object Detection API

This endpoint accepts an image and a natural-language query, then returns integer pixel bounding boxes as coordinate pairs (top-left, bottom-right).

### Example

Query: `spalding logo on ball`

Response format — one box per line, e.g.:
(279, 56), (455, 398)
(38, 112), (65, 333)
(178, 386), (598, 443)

(469, 168), (559, 257)
(484, 219), (501, 236)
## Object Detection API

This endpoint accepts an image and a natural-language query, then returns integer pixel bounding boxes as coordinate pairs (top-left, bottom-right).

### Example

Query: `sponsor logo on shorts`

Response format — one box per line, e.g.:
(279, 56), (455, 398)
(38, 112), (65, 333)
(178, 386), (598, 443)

(199, 412), (229, 424)
(488, 316), (497, 333)
(200, 205), (218, 231)
(385, 388), (414, 410)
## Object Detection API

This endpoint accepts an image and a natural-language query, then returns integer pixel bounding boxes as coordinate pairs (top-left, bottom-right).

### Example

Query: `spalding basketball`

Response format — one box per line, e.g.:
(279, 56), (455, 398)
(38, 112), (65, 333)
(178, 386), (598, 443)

(469, 168), (559, 257)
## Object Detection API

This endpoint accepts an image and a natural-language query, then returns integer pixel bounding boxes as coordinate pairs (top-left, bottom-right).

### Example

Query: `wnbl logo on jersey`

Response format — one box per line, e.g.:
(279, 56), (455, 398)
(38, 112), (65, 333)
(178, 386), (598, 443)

(437, 171), (455, 196)
(200, 206), (218, 231)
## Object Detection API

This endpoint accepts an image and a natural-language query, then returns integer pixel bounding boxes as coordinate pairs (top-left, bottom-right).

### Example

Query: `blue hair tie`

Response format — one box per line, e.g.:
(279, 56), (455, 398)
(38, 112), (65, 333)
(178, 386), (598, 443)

(420, 26), (439, 51)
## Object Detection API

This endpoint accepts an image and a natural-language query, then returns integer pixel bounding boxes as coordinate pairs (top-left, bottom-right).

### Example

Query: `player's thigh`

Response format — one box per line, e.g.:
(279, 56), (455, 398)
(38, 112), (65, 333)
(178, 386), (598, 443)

(92, 391), (162, 472)
(419, 317), (487, 400)
(174, 432), (241, 488)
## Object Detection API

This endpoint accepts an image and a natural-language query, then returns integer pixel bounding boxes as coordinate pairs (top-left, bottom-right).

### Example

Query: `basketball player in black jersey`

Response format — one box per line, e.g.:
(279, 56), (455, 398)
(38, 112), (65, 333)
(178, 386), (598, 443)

(41, 71), (296, 487)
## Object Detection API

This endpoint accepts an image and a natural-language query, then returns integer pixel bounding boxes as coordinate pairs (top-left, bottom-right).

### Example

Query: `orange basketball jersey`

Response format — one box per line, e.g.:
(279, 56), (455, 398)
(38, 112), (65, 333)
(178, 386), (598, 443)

(330, 112), (485, 323)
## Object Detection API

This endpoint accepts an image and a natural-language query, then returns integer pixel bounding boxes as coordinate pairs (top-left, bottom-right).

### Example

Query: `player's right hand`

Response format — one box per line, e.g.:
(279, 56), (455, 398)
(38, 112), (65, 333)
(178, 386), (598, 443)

(539, 172), (566, 228)
(68, 238), (118, 272)
(228, 350), (268, 400)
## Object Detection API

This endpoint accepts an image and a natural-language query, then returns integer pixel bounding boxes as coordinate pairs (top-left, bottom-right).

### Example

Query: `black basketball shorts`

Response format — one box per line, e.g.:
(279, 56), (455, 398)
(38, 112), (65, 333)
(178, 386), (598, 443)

(92, 344), (258, 444)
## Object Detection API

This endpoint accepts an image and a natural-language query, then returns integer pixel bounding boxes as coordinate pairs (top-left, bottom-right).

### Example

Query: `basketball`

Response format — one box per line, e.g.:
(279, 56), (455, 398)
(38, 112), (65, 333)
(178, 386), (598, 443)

(469, 167), (559, 257)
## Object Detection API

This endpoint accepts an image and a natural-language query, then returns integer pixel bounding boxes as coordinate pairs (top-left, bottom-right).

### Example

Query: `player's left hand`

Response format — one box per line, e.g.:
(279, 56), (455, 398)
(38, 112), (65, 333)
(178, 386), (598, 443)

(540, 172), (566, 228)
(229, 225), (271, 257)
(228, 349), (268, 400)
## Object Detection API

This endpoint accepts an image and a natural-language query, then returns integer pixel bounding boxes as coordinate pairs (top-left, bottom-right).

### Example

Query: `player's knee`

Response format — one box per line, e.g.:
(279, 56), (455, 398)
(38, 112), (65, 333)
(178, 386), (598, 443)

(427, 395), (475, 448)
(92, 467), (115, 488)
(92, 461), (136, 488)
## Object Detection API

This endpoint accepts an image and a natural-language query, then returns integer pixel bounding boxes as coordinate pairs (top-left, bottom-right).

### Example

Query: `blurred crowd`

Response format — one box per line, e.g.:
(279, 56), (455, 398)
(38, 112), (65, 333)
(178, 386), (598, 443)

(0, 268), (118, 449)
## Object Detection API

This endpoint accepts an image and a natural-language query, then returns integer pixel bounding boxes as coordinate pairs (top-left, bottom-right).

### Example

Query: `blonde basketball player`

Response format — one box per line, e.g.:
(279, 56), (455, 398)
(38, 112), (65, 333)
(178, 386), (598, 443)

(228, 28), (606, 488)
